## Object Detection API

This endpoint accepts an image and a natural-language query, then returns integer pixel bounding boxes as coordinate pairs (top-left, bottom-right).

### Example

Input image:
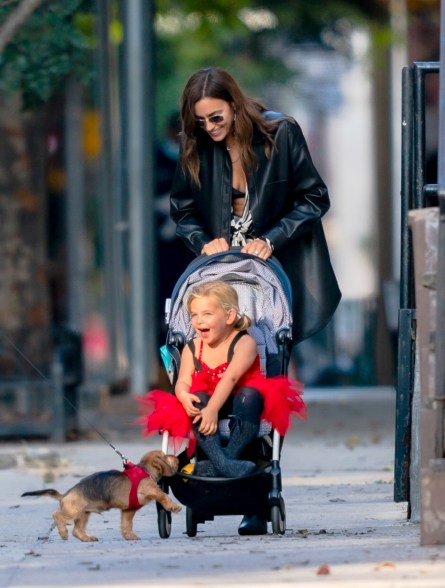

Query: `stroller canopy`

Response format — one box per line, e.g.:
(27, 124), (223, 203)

(166, 252), (293, 371)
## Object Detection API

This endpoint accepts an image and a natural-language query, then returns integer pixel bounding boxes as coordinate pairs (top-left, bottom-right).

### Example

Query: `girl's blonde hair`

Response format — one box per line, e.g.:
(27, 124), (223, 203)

(186, 280), (251, 331)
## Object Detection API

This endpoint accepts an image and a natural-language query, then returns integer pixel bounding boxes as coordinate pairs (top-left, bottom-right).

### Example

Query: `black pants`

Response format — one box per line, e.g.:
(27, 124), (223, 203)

(193, 386), (264, 458)
(193, 386), (263, 423)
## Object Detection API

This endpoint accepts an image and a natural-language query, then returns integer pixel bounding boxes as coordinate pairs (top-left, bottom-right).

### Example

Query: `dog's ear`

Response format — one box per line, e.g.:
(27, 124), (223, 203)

(140, 451), (166, 477)
(140, 451), (178, 478)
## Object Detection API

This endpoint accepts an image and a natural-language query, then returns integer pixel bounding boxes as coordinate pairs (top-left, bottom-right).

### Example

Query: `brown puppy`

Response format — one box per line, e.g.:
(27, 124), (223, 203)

(22, 450), (181, 542)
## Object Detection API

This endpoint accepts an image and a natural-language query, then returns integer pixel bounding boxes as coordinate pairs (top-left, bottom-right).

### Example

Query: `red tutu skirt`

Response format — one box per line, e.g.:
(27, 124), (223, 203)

(136, 369), (306, 457)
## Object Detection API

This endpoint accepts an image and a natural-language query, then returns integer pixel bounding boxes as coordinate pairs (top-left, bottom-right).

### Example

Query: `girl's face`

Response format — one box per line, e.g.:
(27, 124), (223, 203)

(193, 97), (235, 143)
(190, 295), (236, 346)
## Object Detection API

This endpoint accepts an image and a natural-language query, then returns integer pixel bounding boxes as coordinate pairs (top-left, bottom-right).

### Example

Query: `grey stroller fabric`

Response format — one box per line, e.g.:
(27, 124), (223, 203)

(166, 254), (293, 374)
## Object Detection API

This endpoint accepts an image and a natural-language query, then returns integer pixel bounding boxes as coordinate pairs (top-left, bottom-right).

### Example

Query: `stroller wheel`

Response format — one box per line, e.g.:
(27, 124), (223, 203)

(186, 507), (198, 537)
(158, 509), (172, 539)
(271, 498), (286, 535)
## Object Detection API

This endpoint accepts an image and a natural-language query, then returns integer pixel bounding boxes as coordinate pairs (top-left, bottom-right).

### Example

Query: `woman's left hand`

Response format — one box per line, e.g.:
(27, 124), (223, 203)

(241, 239), (273, 260)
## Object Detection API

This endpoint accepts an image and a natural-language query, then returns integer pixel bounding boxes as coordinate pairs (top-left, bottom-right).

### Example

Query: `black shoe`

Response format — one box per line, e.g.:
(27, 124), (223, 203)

(193, 460), (217, 477)
(238, 515), (268, 536)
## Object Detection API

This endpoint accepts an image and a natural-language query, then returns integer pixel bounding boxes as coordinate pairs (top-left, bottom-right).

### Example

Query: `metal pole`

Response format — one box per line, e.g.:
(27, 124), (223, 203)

(96, 0), (129, 380)
(122, 0), (157, 395)
(400, 66), (414, 310)
(65, 77), (85, 331)
(413, 63), (426, 210)
(434, 0), (445, 456)
(395, 68), (415, 504)
(389, 0), (407, 282)
(438, 3), (445, 193)
(51, 354), (65, 443)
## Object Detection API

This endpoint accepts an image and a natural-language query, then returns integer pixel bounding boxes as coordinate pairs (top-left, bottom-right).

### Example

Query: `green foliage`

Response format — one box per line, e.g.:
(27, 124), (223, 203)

(0, 0), (95, 108)
(153, 0), (388, 133)
(254, 0), (386, 41)
(154, 0), (285, 132)
(0, 0), (388, 121)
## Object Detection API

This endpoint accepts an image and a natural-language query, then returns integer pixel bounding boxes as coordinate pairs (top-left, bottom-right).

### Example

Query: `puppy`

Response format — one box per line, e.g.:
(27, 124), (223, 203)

(22, 450), (181, 542)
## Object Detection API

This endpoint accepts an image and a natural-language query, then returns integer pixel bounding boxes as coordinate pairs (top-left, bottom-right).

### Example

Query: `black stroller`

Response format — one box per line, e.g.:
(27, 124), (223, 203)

(155, 250), (294, 538)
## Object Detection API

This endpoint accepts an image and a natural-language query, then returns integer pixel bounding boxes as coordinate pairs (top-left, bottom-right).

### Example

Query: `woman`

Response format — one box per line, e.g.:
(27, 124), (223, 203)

(170, 66), (341, 344)
(169, 67), (341, 533)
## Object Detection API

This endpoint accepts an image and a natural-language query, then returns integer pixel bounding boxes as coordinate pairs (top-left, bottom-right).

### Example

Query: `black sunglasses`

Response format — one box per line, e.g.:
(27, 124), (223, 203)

(195, 114), (224, 128)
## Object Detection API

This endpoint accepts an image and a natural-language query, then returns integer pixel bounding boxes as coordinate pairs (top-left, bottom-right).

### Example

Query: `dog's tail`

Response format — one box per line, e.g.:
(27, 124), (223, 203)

(22, 489), (63, 501)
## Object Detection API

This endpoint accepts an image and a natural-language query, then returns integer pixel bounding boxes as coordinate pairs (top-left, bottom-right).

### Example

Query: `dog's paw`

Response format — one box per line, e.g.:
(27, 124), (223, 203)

(83, 536), (98, 542)
(123, 533), (140, 541)
(171, 503), (182, 513)
(74, 533), (98, 542)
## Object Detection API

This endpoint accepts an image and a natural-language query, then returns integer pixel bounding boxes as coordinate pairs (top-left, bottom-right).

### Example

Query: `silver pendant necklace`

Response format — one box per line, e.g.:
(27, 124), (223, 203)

(226, 145), (240, 164)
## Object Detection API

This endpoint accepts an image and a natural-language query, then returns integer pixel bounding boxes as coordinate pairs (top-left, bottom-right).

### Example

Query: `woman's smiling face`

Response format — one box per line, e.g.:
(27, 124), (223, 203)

(194, 98), (235, 143)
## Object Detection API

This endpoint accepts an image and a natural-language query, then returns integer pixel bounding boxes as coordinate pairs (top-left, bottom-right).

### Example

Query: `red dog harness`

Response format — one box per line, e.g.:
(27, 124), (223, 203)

(122, 461), (150, 510)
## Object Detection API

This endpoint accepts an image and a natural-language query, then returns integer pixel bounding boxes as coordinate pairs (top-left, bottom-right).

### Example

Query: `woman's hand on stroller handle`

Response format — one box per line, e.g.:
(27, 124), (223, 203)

(200, 238), (273, 260)
(240, 239), (273, 260)
(200, 238), (230, 256)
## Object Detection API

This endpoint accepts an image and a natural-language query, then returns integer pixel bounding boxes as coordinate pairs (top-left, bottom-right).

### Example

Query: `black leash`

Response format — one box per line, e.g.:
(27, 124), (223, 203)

(2, 334), (129, 465)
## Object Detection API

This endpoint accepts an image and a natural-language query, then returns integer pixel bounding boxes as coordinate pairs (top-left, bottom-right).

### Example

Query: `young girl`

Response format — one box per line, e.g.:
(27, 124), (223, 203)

(137, 280), (306, 478)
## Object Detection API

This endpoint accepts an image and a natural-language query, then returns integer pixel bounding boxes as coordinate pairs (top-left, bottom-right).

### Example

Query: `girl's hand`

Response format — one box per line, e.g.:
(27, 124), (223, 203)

(201, 238), (229, 256)
(180, 393), (202, 418)
(194, 404), (219, 435)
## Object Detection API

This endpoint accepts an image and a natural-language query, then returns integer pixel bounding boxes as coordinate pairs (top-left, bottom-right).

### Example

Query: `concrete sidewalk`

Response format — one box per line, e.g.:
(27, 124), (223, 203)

(1, 387), (445, 587)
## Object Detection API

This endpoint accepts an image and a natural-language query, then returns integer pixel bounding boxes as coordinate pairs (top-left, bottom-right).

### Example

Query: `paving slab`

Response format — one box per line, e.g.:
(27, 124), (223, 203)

(1, 387), (445, 587)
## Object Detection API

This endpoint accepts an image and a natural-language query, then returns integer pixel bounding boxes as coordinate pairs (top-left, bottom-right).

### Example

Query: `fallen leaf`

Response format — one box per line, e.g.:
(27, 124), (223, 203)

(345, 435), (361, 449)
(43, 470), (55, 483)
(374, 561), (396, 571)
(317, 564), (330, 575)
(382, 464), (394, 471)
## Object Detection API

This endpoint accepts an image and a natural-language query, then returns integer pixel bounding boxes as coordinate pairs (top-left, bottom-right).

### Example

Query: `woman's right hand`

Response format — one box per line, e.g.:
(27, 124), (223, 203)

(201, 238), (230, 256)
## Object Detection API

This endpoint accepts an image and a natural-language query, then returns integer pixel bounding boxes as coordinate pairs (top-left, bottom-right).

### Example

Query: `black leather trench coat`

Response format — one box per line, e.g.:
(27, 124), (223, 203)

(170, 112), (341, 343)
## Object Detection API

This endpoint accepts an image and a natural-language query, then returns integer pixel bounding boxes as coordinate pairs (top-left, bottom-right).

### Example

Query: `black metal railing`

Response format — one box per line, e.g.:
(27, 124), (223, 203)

(395, 62), (439, 504)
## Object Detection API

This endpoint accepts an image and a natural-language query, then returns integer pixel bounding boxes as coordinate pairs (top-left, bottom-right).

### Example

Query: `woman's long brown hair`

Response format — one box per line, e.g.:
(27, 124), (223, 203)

(180, 67), (282, 187)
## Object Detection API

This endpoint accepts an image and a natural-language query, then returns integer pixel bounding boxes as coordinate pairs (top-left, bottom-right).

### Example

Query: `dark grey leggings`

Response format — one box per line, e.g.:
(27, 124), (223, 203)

(193, 386), (263, 424)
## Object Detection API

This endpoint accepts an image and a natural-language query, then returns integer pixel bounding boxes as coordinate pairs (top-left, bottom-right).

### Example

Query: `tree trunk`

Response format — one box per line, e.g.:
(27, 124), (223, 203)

(0, 92), (52, 375)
